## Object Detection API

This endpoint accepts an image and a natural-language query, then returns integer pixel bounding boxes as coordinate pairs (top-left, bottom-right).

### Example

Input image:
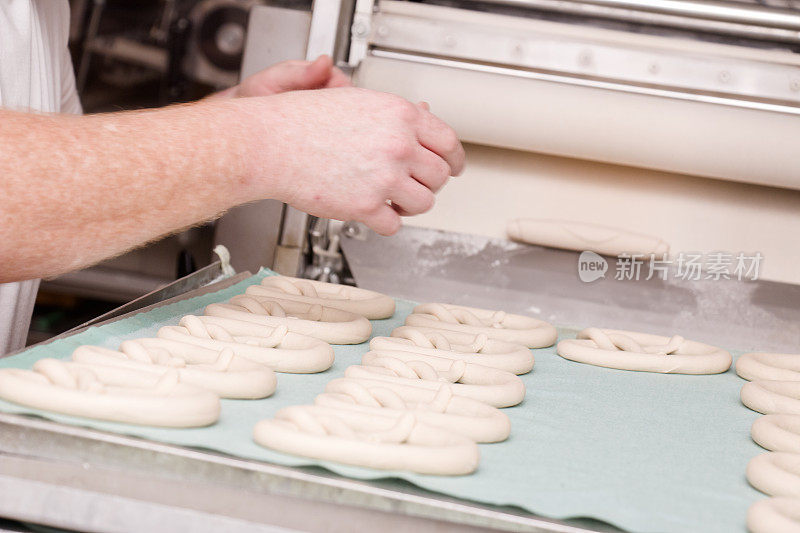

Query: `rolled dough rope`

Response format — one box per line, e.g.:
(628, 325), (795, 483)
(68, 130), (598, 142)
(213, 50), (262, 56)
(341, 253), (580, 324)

(556, 327), (732, 374)
(252, 405), (479, 475)
(72, 344), (277, 399)
(747, 498), (800, 533)
(316, 380), (510, 443)
(742, 381), (800, 415)
(747, 452), (800, 497)
(0, 359), (220, 427)
(155, 316), (334, 373)
(349, 353), (526, 408)
(752, 415), (800, 453)
(204, 296), (371, 345)
(506, 218), (669, 258)
(246, 276), (396, 319)
(374, 326), (534, 374)
(737, 353), (800, 382)
(405, 303), (557, 348)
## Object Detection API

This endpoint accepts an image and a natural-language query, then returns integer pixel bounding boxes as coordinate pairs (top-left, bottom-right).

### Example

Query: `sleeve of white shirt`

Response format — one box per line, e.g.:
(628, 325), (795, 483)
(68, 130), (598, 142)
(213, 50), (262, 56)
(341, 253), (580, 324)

(59, 10), (82, 115)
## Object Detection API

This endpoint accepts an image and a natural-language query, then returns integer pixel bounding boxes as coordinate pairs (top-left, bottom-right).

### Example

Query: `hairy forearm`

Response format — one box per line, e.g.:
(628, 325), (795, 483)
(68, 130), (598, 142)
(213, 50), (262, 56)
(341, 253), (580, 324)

(0, 101), (260, 282)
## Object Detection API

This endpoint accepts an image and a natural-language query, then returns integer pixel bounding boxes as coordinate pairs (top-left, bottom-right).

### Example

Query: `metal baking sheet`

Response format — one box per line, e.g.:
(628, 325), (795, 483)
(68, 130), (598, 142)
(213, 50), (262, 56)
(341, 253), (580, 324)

(0, 265), (768, 533)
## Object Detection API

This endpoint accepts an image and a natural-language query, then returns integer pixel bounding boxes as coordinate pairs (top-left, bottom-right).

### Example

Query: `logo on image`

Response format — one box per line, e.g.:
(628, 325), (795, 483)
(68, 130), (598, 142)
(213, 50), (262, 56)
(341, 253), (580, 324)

(577, 251), (608, 283)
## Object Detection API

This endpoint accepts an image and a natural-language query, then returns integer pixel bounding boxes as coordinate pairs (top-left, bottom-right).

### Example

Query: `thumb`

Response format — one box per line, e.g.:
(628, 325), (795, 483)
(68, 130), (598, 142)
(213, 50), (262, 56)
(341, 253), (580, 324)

(302, 55), (334, 88)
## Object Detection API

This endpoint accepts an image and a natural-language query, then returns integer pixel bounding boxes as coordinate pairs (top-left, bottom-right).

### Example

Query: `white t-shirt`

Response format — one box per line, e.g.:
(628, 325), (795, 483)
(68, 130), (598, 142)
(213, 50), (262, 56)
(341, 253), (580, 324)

(0, 0), (81, 354)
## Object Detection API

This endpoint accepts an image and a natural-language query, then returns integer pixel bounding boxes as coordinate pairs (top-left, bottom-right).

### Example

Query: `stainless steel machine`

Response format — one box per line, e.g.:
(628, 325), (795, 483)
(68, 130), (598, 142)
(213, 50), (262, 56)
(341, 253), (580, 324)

(219, 0), (800, 286)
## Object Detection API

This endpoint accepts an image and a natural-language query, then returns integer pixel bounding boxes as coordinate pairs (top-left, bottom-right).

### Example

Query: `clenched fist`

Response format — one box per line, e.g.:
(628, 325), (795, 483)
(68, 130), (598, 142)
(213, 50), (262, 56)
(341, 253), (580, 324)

(241, 87), (465, 235)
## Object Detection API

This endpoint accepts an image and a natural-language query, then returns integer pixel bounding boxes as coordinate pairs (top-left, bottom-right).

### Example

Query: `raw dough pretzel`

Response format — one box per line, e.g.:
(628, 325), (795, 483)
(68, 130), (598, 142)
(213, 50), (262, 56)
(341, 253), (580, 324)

(556, 328), (732, 374)
(317, 380), (510, 442)
(747, 452), (800, 497)
(72, 344), (277, 399)
(742, 381), (800, 415)
(747, 498), (800, 533)
(737, 353), (800, 382)
(346, 353), (526, 408)
(154, 315), (334, 373)
(246, 276), (395, 319)
(374, 325), (534, 374)
(205, 296), (371, 344)
(405, 303), (557, 348)
(752, 415), (800, 453)
(252, 405), (479, 475)
(0, 359), (220, 427)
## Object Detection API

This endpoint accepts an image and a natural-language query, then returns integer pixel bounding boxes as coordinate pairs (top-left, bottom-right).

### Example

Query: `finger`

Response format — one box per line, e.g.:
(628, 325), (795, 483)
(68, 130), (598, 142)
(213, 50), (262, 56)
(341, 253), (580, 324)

(388, 175), (436, 216)
(415, 110), (466, 176)
(325, 67), (353, 88)
(408, 146), (451, 193)
(302, 55), (334, 88)
(364, 203), (402, 236)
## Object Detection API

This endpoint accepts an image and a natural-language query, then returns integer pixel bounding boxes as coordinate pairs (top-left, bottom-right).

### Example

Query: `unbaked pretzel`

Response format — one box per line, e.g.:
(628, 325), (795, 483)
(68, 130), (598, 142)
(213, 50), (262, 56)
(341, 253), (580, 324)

(747, 452), (800, 497)
(0, 358), (219, 427)
(317, 379), (510, 443)
(72, 344), (277, 399)
(405, 303), (556, 348)
(752, 415), (800, 453)
(153, 315), (334, 373)
(556, 327), (731, 374)
(246, 276), (395, 319)
(372, 325), (534, 374)
(205, 295), (371, 344)
(737, 353), (800, 382)
(346, 353), (525, 408)
(747, 497), (800, 533)
(742, 381), (800, 415)
(253, 404), (479, 475)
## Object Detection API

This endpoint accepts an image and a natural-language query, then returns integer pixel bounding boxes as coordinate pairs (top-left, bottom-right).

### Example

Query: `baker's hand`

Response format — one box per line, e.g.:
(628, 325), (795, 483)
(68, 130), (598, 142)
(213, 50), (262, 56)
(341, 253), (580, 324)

(244, 87), (465, 236)
(214, 55), (350, 99)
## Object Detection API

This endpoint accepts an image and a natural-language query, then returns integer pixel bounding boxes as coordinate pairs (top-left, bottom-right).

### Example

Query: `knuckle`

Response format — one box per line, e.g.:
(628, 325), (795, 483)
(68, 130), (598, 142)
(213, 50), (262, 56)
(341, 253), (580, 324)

(443, 130), (461, 153)
(421, 192), (436, 212)
(354, 195), (379, 217)
(393, 99), (419, 122)
(381, 135), (414, 160)
(435, 157), (451, 178)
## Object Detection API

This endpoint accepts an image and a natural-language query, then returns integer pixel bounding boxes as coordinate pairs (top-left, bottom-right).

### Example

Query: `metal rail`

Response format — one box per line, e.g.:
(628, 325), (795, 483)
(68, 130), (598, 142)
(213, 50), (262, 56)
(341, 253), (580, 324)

(453, 0), (800, 42)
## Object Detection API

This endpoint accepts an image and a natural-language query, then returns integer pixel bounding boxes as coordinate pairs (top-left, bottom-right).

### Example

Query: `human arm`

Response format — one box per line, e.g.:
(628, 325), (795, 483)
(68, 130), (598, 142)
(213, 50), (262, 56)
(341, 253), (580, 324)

(0, 87), (464, 283)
